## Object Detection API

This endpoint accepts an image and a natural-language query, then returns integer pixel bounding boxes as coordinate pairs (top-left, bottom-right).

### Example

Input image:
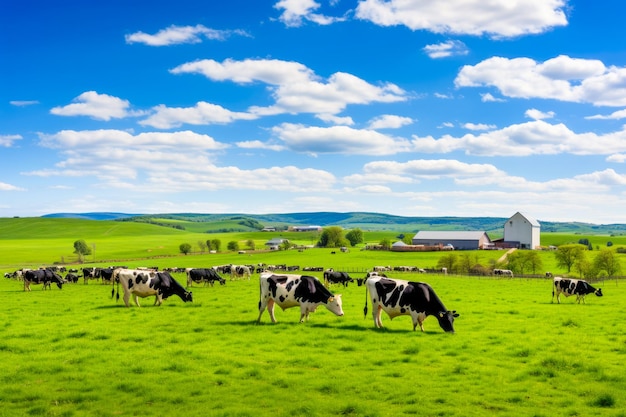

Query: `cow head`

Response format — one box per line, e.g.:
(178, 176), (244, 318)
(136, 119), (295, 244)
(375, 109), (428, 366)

(326, 295), (344, 317)
(183, 291), (193, 303)
(595, 288), (603, 297)
(436, 310), (459, 333)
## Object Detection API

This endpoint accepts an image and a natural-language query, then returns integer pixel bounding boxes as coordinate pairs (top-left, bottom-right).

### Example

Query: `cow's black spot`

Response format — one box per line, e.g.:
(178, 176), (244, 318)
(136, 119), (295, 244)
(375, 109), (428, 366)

(400, 308), (406, 313)
(127, 279), (134, 289)
(279, 295), (286, 303)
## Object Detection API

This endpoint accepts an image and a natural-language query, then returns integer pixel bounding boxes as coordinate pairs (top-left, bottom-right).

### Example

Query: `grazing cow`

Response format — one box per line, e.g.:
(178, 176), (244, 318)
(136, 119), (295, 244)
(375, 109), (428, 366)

(552, 277), (603, 304)
(186, 268), (225, 287)
(95, 267), (115, 283)
(493, 269), (514, 277)
(23, 269), (64, 291)
(230, 265), (251, 280)
(257, 272), (344, 323)
(323, 269), (354, 287)
(65, 273), (79, 283)
(113, 269), (193, 307)
(364, 276), (459, 333)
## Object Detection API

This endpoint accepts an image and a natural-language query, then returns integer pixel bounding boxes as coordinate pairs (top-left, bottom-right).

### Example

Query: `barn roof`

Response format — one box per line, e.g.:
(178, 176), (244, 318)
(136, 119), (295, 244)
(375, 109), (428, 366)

(512, 212), (540, 227)
(413, 231), (489, 241)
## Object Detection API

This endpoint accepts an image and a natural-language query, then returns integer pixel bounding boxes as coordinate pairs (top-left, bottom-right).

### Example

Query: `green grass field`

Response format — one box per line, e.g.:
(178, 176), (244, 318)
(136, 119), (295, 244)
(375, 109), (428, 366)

(1, 218), (626, 416)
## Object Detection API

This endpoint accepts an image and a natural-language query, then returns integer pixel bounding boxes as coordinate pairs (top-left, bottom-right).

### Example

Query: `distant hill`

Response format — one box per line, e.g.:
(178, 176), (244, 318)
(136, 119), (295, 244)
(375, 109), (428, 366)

(40, 212), (626, 235)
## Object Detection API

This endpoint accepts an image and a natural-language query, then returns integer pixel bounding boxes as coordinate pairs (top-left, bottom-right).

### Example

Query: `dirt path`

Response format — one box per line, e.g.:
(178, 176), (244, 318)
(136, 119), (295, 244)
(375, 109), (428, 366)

(497, 248), (517, 263)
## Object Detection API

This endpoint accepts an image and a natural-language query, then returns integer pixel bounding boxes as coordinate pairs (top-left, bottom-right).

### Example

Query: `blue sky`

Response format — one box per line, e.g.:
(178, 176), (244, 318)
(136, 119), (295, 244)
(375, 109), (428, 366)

(2, 0), (626, 223)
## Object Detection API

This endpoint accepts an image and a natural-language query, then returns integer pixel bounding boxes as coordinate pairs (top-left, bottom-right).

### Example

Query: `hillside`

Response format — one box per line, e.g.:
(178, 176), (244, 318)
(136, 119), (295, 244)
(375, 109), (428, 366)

(40, 211), (626, 235)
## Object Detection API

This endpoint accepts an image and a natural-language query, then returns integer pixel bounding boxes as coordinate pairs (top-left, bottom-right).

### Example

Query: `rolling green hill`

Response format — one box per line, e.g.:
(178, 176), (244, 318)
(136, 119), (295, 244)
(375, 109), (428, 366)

(42, 211), (626, 234)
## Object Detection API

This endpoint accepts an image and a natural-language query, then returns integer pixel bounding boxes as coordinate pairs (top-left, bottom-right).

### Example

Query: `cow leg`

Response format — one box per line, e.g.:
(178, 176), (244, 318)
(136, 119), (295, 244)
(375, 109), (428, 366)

(133, 295), (141, 307)
(299, 306), (309, 323)
(123, 291), (131, 307)
(267, 299), (277, 323)
(373, 304), (383, 328)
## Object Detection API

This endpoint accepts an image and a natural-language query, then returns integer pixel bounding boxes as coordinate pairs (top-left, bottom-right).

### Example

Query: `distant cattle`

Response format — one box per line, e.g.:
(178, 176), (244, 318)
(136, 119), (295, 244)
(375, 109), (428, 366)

(257, 272), (344, 323)
(230, 265), (251, 280)
(493, 269), (513, 277)
(65, 273), (79, 283)
(552, 277), (603, 304)
(364, 276), (459, 333)
(323, 269), (354, 287)
(113, 269), (193, 307)
(186, 268), (225, 287)
(23, 269), (64, 291)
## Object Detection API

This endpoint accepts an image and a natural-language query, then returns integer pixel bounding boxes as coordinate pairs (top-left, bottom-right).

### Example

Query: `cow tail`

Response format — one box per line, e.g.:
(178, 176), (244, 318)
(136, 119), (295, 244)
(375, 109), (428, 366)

(363, 284), (369, 319)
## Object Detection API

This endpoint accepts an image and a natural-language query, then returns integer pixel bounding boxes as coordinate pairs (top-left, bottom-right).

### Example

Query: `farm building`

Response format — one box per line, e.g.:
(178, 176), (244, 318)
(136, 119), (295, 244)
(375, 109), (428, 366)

(503, 212), (540, 249)
(265, 238), (289, 250)
(412, 231), (492, 250)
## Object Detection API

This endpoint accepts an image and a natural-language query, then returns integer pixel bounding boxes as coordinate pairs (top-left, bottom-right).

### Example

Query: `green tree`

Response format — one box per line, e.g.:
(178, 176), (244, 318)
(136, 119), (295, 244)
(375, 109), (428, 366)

(227, 241), (239, 251)
(280, 240), (291, 251)
(198, 240), (207, 253)
(437, 253), (458, 273)
(246, 239), (255, 250)
(554, 244), (587, 273)
(379, 238), (392, 250)
(345, 228), (364, 247)
(317, 226), (347, 248)
(593, 248), (621, 278)
(210, 239), (221, 252)
(179, 243), (192, 255)
(73, 239), (92, 263)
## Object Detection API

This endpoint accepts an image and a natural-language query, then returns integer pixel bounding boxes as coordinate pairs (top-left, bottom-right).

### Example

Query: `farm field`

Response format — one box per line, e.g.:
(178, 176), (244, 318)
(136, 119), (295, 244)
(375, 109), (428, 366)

(2, 217), (626, 416)
(1, 270), (625, 417)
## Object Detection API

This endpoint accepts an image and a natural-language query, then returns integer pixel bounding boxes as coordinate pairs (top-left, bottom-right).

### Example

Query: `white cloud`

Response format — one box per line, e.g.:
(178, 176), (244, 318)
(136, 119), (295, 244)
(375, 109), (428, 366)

(456, 55), (626, 107)
(0, 134), (22, 147)
(410, 120), (626, 156)
(607, 154), (626, 163)
(367, 114), (414, 129)
(9, 100), (39, 107)
(140, 102), (258, 129)
(125, 25), (249, 46)
(525, 108), (555, 120)
(171, 58), (407, 116)
(274, 0), (347, 27)
(462, 122), (496, 131)
(316, 113), (355, 125)
(423, 40), (468, 59)
(355, 0), (568, 38)
(0, 181), (24, 191)
(50, 91), (143, 121)
(480, 93), (505, 102)
(235, 140), (286, 152)
(272, 123), (412, 155)
(586, 109), (626, 120)
(362, 159), (501, 178)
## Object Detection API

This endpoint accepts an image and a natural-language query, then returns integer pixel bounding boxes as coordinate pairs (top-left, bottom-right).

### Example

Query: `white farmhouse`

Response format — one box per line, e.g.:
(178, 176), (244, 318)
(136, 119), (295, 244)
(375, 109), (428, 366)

(504, 212), (540, 249)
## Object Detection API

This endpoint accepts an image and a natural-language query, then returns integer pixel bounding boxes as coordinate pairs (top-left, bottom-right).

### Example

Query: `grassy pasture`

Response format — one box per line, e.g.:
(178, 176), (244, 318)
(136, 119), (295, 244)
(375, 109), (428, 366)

(2, 218), (626, 415)
(1, 271), (625, 417)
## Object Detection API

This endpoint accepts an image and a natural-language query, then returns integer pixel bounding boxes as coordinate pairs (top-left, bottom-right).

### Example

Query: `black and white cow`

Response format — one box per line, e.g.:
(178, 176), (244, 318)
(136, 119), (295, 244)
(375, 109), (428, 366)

(323, 269), (354, 287)
(186, 268), (225, 287)
(257, 272), (344, 323)
(364, 276), (459, 332)
(23, 269), (64, 291)
(230, 265), (251, 280)
(113, 269), (193, 307)
(552, 277), (603, 304)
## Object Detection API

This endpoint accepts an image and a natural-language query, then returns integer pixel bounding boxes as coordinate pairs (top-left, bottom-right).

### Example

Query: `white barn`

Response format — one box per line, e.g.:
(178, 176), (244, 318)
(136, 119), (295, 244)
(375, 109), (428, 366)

(503, 212), (540, 249)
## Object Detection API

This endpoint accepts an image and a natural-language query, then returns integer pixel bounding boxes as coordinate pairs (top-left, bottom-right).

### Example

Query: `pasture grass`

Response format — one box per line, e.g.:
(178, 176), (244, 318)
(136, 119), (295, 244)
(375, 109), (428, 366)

(1, 271), (625, 417)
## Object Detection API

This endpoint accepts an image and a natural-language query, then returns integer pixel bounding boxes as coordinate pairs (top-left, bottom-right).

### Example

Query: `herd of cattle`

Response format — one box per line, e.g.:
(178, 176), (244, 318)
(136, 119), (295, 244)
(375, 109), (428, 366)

(5, 263), (604, 333)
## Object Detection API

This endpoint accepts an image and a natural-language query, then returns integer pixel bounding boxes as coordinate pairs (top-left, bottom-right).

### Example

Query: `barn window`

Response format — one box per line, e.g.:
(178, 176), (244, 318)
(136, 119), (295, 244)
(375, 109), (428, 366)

(509, 221), (513, 226)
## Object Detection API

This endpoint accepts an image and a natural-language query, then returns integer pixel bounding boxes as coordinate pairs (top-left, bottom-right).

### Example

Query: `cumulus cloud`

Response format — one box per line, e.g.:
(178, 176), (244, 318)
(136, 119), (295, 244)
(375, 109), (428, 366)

(456, 55), (626, 107)
(125, 25), (249, 46)
(0, 134), (22, 147)
(362, 159), (501, 178)
(462, 122), (496, 131)
(274, 0), (347, 27)
(525, 108), (555, 120)
(607, 154), (626, 163)
(481, 93), (505, 102)
(586, 109), (626, 120)
(410, 120), (626, 156)
(355, 0), (568, 38)
(272, 123), (412, 155)
(140, 102), (258, 129)
(367, 114), (414, 129)
(423, 40), (468, 59)
(28, 129), (334, 194)
(171, 58), (407, 116)
(235, 140), (286, 152)
(50, 91), (143, 121)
